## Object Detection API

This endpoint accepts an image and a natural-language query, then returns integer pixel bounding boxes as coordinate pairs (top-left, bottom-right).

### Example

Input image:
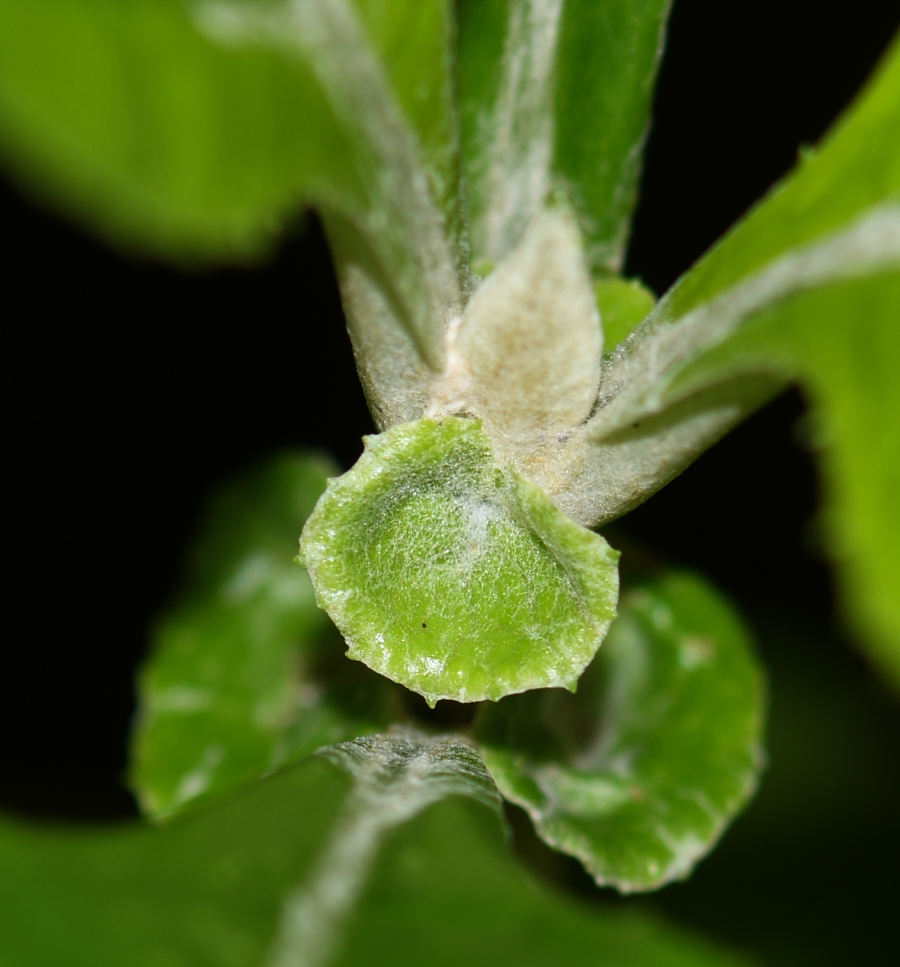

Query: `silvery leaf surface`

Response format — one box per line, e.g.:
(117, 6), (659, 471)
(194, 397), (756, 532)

(457, 0), (672, 273)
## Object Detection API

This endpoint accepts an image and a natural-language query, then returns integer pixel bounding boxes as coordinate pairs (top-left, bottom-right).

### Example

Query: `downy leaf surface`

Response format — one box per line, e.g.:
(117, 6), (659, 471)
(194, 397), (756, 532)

(457, 0), (672, 273)
(300, 417), (620, 706)
(476, 572), (765, 893)
(0, 732), (752, 967)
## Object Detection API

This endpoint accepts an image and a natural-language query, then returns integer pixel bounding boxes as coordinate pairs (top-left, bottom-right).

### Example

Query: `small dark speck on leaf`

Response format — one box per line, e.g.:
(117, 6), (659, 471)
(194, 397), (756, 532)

(422, 622), (427, 628)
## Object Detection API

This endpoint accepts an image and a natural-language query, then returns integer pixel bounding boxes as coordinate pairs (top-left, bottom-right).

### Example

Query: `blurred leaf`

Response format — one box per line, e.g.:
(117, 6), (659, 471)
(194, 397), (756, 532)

(562, 35), (899, 549)
(0, 0), (359, 261)
(0, 0), (460, 420)
(131, 452), (405, 820)
(476, 572), (765, 893)
(687, 274), (900, 689)
(579, 35), (900, 687)
(661, 33), (900, 320)
(300, 417), (619, 706)
(595, 277), (656, 354)
(0, 732), (752, 967)
(457, 0), (671, 272)
(587, 33), (900, 445)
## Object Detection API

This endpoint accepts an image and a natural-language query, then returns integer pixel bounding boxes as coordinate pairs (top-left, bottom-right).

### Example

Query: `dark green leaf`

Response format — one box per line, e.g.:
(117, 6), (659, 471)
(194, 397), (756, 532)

(457, 0), (672, 272)
(131, 452), (406, 820)
(553, 0), (672, 272)
(476, 572), (765, 892)
(0, 733), (751, 967)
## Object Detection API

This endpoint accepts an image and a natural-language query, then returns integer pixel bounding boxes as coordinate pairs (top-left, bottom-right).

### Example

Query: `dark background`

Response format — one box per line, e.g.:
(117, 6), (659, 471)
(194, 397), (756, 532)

(3, 2), (899, 965)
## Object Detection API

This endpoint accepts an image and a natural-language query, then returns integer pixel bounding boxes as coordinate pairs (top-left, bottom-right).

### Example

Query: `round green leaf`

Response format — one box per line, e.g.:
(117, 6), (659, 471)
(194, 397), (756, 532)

(300, 417), (620, 706)
(475, 571), (766, 892)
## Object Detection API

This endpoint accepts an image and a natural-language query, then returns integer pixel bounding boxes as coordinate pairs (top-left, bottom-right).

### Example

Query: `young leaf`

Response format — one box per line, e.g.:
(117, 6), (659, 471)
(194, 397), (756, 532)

(476, 572), (765, 893)
(300, 417), (620, 706)
(131, 452), (406, 820)
(457, 0), (672, 272)
(0, 731), (752, 967)
(431, 205), (602, 448)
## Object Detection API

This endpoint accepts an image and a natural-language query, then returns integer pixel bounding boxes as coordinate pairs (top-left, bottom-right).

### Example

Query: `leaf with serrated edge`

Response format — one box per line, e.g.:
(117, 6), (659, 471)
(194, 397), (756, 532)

(300, 417), (619, 706)
(677, 273), (900, 689)
(476, 572), (765, 893)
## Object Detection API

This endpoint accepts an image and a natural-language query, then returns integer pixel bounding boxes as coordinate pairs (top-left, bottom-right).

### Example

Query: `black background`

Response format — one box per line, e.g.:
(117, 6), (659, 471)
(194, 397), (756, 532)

(3, 2), (900, 965)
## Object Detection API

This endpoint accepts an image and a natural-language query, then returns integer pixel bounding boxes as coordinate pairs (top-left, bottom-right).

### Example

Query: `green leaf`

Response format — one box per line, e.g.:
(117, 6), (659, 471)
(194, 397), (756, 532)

(131, 452), (406, 820)
(0, 0), (461, 430)
(587, 33), (900, 444)
(546, 35), (900, 532)
(457, 0), (672, 272)
(475, 572), (765, 893)
(553, 0), (672, 272)
(688, 274), (900, 689)
(595, 277), (656, 354)
(0, 733), (752, 967)
(348, 0), (462, 265)
(575, 36), (900, 686)
(0, 0), (359, 261)
(661, 37), (900, 321)
(300, 417), (620, 706)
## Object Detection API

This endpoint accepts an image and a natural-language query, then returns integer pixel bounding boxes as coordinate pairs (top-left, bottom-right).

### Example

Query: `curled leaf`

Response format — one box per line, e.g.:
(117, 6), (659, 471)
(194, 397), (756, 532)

(476, 572), (765, 892)
(300, 417), (619, 705)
